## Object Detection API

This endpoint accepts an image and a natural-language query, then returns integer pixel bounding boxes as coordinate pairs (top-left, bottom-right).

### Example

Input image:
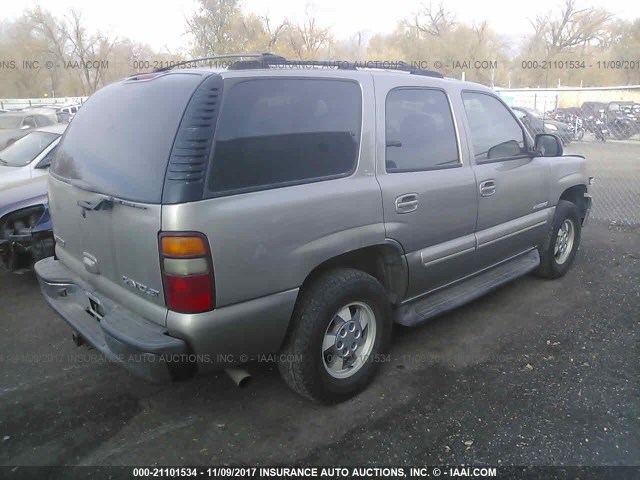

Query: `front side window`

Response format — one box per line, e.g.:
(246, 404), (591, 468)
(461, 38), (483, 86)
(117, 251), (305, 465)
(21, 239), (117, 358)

(462, 92), (526, 162)
(385, 88), (459, 172)
(208, 79), (362, 194)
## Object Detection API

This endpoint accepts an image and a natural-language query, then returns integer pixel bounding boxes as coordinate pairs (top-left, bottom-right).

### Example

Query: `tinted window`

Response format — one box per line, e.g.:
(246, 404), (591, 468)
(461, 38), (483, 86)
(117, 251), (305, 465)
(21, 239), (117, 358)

(208, 79), (361, 194)
(50, 73), (204, 202)
(0, 131), (59, 167)
(462, 92), (526, 161)
(385, 89), (459, 172)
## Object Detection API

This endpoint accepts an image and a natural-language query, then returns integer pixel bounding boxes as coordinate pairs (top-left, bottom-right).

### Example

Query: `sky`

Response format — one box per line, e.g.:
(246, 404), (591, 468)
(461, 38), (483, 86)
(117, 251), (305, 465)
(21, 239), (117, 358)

(3, 0), (639, 53)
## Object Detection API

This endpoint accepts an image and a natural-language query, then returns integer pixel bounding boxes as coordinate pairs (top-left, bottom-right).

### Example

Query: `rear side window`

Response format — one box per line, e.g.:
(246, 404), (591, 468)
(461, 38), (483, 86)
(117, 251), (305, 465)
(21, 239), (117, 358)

(208, 79), (361, 195)
(385, 88), (459, 172)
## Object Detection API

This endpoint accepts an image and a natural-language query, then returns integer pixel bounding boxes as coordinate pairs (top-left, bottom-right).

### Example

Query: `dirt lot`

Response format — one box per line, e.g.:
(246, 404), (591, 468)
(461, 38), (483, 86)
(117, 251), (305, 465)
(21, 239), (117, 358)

(0, 142), (638, 471)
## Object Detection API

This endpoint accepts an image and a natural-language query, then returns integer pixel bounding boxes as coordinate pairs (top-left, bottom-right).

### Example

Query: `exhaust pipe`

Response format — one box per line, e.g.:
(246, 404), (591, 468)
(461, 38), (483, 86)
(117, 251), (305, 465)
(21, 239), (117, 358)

(225, 367), (251, 388)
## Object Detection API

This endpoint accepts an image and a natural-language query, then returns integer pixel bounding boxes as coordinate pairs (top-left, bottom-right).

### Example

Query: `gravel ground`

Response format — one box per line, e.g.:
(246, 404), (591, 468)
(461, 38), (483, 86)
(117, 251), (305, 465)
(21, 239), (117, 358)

(0, 220), (638, 473)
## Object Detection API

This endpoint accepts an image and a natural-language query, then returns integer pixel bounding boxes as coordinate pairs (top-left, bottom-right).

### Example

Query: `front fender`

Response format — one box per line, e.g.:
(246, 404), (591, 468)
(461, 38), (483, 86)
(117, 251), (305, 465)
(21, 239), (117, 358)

(548, 155), (590, 206)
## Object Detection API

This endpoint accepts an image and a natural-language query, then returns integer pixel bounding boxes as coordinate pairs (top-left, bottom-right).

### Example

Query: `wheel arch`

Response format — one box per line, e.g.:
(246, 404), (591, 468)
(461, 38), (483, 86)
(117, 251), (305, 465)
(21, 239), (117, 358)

(558, 184), (589, 224)
(297, 241), (408, 306)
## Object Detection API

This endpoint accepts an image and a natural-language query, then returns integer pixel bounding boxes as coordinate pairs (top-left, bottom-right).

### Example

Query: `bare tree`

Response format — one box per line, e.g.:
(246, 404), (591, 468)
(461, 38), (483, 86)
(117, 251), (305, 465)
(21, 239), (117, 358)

(414, 2), (456, 37)
(65, 9), (117, 94)
(287, 8), (332, 59)
(25, 7), (68, 96)
(262, 15), (289, 51)
(532, 0), (613, 54)
(186, 0), (244, 55)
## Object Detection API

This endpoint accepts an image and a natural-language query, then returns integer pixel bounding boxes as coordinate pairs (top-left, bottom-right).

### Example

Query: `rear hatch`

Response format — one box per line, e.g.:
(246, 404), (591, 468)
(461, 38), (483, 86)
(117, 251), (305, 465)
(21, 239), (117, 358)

(48, 71), (209, 326)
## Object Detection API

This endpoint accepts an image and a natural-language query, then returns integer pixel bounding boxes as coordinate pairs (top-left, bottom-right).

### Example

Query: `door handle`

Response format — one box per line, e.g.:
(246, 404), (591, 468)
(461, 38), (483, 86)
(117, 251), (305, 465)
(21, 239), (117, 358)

(395, 193), (419, 213)
(479, 180), (496, 197)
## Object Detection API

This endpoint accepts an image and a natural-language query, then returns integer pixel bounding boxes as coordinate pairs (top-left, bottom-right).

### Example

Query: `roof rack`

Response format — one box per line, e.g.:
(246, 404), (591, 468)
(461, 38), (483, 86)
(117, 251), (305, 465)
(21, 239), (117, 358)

(152, 53), (269, 72)
(153, 53), (444, 78)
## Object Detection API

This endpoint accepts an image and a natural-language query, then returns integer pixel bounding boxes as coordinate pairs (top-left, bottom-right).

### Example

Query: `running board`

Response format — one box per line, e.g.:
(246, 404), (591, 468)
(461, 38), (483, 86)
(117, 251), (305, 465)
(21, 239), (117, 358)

(394, 249), (540, 327)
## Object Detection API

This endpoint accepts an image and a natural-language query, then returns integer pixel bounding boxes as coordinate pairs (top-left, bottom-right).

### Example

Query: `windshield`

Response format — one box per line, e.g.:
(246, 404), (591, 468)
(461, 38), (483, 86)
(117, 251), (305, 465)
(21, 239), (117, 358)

(0, 115), (23, 129)
(0, 131), (59, 167)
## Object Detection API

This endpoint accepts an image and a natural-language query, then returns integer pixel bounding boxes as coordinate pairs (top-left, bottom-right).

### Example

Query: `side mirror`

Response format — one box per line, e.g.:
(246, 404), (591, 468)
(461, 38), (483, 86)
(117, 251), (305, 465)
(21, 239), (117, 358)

(20, 124), (30, 130)
(488, 139), (522, 159)
(35, 148), (57, 169)
(534, 133), (563, 157)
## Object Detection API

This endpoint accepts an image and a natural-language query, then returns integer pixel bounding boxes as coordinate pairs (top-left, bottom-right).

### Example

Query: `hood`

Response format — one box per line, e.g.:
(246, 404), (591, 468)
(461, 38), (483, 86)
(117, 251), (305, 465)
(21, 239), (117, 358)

(0, 175), (48, 220)
(0, 165), (32, 189)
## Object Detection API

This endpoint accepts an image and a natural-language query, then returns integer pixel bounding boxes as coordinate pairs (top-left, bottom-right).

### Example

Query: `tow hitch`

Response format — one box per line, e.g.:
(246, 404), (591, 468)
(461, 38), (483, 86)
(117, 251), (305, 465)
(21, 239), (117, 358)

(72, 331), (86, 347)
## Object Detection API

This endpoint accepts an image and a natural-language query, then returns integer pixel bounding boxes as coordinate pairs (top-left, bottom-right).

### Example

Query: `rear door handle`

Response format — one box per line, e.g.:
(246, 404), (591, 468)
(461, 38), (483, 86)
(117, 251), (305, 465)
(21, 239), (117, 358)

(395, 193), (419, 213)
(479, 180), (496, 197)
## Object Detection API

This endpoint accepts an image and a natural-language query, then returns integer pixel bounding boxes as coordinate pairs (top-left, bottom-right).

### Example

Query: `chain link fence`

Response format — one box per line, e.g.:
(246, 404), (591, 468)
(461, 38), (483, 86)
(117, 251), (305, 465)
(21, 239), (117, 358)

(496, 87), (640, 226)
(565, 139), (640, 226)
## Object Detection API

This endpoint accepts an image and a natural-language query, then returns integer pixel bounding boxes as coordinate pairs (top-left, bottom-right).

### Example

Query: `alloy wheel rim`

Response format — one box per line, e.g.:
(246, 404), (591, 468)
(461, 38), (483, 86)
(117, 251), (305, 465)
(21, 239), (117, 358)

(322, 302), (377, 379)
(554, 219), (575, 265)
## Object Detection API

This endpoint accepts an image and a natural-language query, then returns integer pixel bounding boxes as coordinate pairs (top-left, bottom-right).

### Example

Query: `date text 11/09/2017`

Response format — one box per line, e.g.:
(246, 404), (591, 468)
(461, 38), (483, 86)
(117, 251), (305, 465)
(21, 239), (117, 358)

(131, 466), (499, 478)
(521, 60), (640, 69)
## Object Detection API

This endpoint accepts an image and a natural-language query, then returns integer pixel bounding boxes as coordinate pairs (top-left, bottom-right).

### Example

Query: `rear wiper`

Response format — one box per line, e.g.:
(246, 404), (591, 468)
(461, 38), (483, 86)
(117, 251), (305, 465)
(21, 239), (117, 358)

(0, 158), (7, 165)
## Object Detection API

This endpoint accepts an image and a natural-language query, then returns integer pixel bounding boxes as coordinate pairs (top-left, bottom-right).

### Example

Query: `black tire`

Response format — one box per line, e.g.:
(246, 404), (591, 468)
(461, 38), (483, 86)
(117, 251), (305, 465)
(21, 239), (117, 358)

(535, 200), (582, 279)
(278, 268), (392, 403)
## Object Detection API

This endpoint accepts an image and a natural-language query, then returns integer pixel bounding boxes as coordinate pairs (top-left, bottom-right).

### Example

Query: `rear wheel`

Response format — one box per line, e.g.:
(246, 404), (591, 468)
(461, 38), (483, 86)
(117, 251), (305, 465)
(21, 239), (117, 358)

(278, 268), (392, 403)
(535, 200), (582, 279)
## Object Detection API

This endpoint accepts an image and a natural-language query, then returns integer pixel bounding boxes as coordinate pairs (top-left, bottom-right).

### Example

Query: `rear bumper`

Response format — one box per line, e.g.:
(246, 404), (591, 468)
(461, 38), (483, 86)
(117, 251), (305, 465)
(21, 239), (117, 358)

(34, 257), (188, 382)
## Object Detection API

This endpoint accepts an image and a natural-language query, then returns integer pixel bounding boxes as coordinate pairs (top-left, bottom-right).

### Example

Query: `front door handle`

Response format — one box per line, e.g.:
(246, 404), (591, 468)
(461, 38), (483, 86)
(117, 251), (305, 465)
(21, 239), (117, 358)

(479, 180), (496, 197)
(395, 193), (419, 213)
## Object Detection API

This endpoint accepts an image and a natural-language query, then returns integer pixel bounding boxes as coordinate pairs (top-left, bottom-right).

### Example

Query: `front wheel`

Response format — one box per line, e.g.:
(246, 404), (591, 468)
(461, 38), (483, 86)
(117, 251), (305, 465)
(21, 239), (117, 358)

(535, 200), (582, 279)
(278, 268), (392, 403)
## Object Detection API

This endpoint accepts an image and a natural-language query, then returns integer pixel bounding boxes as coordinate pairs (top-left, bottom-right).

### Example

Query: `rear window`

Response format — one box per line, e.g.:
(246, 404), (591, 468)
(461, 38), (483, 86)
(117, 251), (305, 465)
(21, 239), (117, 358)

(50, 73), (205, 203)
(207, 78), (361, 195)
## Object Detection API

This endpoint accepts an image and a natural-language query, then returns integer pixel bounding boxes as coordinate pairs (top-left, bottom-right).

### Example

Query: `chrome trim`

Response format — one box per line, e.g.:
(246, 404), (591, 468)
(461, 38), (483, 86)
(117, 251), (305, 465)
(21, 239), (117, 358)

(421, 246), (475, 267)
(477, 220), (547, 248)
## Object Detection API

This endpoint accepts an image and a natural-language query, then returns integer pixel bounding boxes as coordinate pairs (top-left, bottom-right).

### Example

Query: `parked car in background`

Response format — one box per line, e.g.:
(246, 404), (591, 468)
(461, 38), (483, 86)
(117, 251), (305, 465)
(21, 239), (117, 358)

(0, 124), (66, 188)
(581, 102), (607, 118)
(0, 112), (56, 150)
(56, 104), (82, 115)
(511, 106), (573, 144)
(21, 107), (59, 124)
(0, 175), (53, 272)
(605, 101), (639, 139)
(35, 54), (592, 402)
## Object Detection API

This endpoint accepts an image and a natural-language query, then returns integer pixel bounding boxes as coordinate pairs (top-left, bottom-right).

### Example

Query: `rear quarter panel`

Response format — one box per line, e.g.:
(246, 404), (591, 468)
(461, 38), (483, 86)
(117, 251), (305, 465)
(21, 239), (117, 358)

(161, 74), (385, 308)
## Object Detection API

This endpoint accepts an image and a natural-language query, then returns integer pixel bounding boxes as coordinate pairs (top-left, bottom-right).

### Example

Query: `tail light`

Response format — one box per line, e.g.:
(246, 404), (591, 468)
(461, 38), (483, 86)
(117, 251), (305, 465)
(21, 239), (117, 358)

(159, 232), (215, 313)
